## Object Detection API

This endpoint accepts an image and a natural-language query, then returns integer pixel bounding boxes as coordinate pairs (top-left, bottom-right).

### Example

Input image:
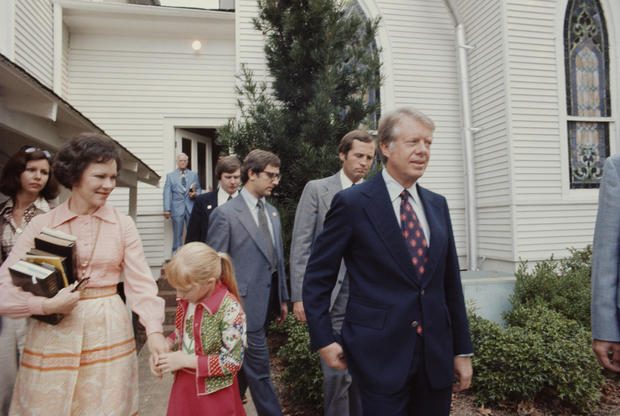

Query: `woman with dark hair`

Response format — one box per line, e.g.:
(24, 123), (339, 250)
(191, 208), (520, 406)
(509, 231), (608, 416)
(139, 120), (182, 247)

(0, 145), (59, 416)
(0, 133), (167, 415)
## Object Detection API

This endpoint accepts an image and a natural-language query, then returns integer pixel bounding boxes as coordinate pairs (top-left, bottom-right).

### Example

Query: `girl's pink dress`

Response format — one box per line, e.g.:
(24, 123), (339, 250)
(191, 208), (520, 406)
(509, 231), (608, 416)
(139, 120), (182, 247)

(167, 370), (245, 415)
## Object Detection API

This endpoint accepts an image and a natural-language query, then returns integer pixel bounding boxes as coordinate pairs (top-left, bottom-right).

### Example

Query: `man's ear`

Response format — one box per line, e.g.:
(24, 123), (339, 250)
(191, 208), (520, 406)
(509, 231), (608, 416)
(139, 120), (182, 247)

(339, 152), (346, 163)
(379, 141), (390, 160)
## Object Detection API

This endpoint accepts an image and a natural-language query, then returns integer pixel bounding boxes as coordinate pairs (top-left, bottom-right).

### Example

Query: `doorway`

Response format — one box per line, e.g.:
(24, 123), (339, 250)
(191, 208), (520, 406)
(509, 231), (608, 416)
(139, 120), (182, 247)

(174, 128), (216, 192)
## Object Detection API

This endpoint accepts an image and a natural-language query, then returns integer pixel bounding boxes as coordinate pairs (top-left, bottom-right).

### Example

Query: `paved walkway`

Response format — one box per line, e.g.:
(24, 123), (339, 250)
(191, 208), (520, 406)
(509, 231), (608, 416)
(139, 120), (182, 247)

(137, 346), (257, 415)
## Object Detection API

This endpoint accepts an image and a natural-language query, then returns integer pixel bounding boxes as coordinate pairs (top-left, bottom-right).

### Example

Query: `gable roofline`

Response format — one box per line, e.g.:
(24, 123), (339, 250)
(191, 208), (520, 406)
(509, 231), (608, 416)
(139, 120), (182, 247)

(0, 52), (160, 188)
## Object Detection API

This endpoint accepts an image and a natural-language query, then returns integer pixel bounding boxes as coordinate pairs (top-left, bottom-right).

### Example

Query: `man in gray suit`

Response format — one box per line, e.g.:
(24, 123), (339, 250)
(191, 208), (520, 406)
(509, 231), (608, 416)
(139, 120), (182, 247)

(592, 152), (620, 372)
(290, 130), (376, 415)
(207, 149), (289, 415)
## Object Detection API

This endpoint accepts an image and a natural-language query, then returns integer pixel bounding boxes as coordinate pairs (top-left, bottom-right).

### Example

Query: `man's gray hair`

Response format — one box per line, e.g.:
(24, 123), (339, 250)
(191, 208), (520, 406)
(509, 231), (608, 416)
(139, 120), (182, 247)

(377, 107), (435, 163)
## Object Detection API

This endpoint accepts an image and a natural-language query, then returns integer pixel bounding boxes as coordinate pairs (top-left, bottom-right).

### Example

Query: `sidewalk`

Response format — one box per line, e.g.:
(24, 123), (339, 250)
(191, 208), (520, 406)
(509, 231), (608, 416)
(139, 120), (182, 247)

(137, 346), (258, 415)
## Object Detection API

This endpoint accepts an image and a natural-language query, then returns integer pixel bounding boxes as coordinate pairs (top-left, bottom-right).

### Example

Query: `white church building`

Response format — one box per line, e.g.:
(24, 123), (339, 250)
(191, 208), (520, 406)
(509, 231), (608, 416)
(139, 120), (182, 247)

(0, 0), (618, 320)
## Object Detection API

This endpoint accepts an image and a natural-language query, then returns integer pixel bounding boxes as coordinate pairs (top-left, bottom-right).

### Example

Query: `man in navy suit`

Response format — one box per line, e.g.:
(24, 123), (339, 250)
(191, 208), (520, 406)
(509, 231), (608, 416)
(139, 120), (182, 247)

(208, 149), (289, 416)
(303, 108), (473, 415)
(185, 155), (241, 243)
(163, 153), (201, 254)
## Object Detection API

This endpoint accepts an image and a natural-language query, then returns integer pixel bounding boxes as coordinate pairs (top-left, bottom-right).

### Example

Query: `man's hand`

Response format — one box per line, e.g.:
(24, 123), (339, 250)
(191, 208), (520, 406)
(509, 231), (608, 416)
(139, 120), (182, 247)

(453, 356), (473, 392)
(293, 301), (306, 322)
(188, 190), (197, 199)
(163, 211), (170, 219)
(275, 302), (288, 325)
(593, 340), (620, 372)
(319, 342), (347, 371)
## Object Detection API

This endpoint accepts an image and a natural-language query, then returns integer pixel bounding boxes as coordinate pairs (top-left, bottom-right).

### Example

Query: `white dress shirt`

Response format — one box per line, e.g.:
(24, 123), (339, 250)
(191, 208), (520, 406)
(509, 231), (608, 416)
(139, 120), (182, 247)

(382, 168), (431, 245)
(217, 187), (239, 206)
(339, 169), (364, 189)
(240, 188), (275, 242)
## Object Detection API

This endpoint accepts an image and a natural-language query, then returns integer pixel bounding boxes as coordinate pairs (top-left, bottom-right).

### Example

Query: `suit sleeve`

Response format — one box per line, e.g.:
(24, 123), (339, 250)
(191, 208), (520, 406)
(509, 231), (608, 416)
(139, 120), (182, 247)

(303, 192), (353, 350)
(194, 172), (202, 195)
(290, 181), (320, 302)
(441, 199), (474, 355)
(591, 156), (620, 342)
(185, 198), (203, 243)
(206, 207), (230, 254)
(163, 174), (171, 212)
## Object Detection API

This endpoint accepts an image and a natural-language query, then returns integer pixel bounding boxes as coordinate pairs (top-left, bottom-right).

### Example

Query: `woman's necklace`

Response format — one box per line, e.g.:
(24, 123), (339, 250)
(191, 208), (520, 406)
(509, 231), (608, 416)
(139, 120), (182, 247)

(68, 218), (102, 280)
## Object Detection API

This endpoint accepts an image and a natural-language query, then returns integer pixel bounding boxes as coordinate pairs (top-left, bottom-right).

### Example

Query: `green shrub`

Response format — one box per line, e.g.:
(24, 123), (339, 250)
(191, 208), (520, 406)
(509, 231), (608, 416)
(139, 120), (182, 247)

(470, 247), (603, 413)
(510, 246), (592, 329)
(269, 314), (323, 412)
(470, 312), (546, 403)
(471, 303), (603, 414)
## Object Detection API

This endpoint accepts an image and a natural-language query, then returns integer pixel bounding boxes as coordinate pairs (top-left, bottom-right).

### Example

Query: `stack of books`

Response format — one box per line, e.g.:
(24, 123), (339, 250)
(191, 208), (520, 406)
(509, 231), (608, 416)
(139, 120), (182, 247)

(8, 227), (77, 324)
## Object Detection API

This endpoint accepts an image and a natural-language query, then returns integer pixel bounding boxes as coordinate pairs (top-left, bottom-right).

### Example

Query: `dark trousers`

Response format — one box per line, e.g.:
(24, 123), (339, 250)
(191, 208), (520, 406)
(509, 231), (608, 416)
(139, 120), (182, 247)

(238, 328), (283, 416)
(358, 335), (452, 416)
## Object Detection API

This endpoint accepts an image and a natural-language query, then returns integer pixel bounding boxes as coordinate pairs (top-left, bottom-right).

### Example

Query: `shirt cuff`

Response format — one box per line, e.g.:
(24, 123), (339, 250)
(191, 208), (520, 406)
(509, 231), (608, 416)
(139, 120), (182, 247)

(144, 320), (164, 336)
(28, 296), (45, 316)
(456, 353), (473, 357)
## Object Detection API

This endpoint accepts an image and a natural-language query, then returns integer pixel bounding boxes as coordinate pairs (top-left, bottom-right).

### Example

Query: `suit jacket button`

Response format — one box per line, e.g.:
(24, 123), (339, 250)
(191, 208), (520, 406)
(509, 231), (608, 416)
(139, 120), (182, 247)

(410, 320), (418, 327)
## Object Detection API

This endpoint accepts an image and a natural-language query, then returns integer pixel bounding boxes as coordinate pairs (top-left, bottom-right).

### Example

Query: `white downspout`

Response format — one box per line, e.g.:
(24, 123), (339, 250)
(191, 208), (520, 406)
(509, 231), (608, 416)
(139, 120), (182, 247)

(443, 0), (479, 271)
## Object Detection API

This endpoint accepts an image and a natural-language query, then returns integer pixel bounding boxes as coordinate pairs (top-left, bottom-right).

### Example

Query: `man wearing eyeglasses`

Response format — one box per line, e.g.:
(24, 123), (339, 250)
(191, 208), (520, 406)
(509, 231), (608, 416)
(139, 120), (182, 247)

(207, 149), (289, 416)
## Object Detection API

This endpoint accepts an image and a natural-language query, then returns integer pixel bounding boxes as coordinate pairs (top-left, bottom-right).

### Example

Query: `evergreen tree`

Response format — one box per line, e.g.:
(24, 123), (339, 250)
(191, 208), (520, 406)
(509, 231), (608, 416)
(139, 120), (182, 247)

(217, 0), (382, 245)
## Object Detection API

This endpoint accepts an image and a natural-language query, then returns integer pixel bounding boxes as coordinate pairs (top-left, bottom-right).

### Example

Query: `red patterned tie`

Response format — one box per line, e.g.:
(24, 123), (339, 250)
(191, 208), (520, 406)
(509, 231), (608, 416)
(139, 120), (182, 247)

(400, 190), (428, 278)
(400, 190), (427, 335)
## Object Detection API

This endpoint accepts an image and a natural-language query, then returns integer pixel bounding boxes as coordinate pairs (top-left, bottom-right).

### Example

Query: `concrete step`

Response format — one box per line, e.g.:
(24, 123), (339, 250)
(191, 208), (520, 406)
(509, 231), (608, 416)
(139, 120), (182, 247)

(164, 306), (177, 326)
(158, 289), (177, 307)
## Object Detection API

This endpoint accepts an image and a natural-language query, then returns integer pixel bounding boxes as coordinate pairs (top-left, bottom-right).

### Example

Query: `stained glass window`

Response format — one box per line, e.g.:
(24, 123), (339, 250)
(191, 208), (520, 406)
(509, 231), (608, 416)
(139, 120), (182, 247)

(564, 0), (610, 188)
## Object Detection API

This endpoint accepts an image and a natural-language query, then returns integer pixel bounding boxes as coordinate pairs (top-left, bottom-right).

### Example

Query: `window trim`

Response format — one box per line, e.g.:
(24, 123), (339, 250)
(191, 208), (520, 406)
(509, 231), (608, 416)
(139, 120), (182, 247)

(557, 0), (618, 200)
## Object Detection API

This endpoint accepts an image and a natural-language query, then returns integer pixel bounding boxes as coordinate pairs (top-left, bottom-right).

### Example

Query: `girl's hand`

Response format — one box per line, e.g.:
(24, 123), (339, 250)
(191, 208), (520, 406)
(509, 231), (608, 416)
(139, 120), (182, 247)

(156, 351), (197, 373)
(149, 353), (163, 378)
(42, 285), (81, 314)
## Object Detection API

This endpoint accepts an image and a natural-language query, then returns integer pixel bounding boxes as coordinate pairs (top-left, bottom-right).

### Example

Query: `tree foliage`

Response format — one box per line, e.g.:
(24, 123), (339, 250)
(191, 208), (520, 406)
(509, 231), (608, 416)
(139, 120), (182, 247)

(217, 0), (382, 247)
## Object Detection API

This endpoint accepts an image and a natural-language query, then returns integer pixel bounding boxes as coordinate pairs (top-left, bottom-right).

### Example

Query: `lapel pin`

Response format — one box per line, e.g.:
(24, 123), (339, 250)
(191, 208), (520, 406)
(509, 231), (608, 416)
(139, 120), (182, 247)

(207, 205), (212, 209)
(272, 212), (277, 217)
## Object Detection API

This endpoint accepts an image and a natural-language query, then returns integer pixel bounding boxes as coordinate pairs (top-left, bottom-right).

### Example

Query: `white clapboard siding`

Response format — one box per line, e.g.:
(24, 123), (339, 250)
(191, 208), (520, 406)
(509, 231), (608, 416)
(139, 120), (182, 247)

(67, 34), (236, 267)
(506, 0), (561, 201)
(515, 203), (597, 261)
(61, 23), (69, 98)
(14, 0), (54, 89)
(456, 0), (514, 264)
(506, 0), (597, 262)
(376, 0), (466, 256)
(236, 0), (269, 85)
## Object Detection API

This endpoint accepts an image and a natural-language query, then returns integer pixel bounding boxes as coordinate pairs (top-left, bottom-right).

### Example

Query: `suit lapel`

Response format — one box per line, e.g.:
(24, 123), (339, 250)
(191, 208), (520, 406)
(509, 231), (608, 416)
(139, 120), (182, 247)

(417, 187), (445, 287)
(233, 196), (274, 264)
(319, 173), (342, 210)
(362, 175), (419, 286)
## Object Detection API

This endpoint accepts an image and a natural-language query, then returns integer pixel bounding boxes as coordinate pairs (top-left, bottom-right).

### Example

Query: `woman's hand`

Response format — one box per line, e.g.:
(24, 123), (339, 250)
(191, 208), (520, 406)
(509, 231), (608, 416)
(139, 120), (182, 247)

(41, 285), (81, 315)
(156, 351), (197, 374)
(149, 353), (163, 378)
(147, 332), (169, 356)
